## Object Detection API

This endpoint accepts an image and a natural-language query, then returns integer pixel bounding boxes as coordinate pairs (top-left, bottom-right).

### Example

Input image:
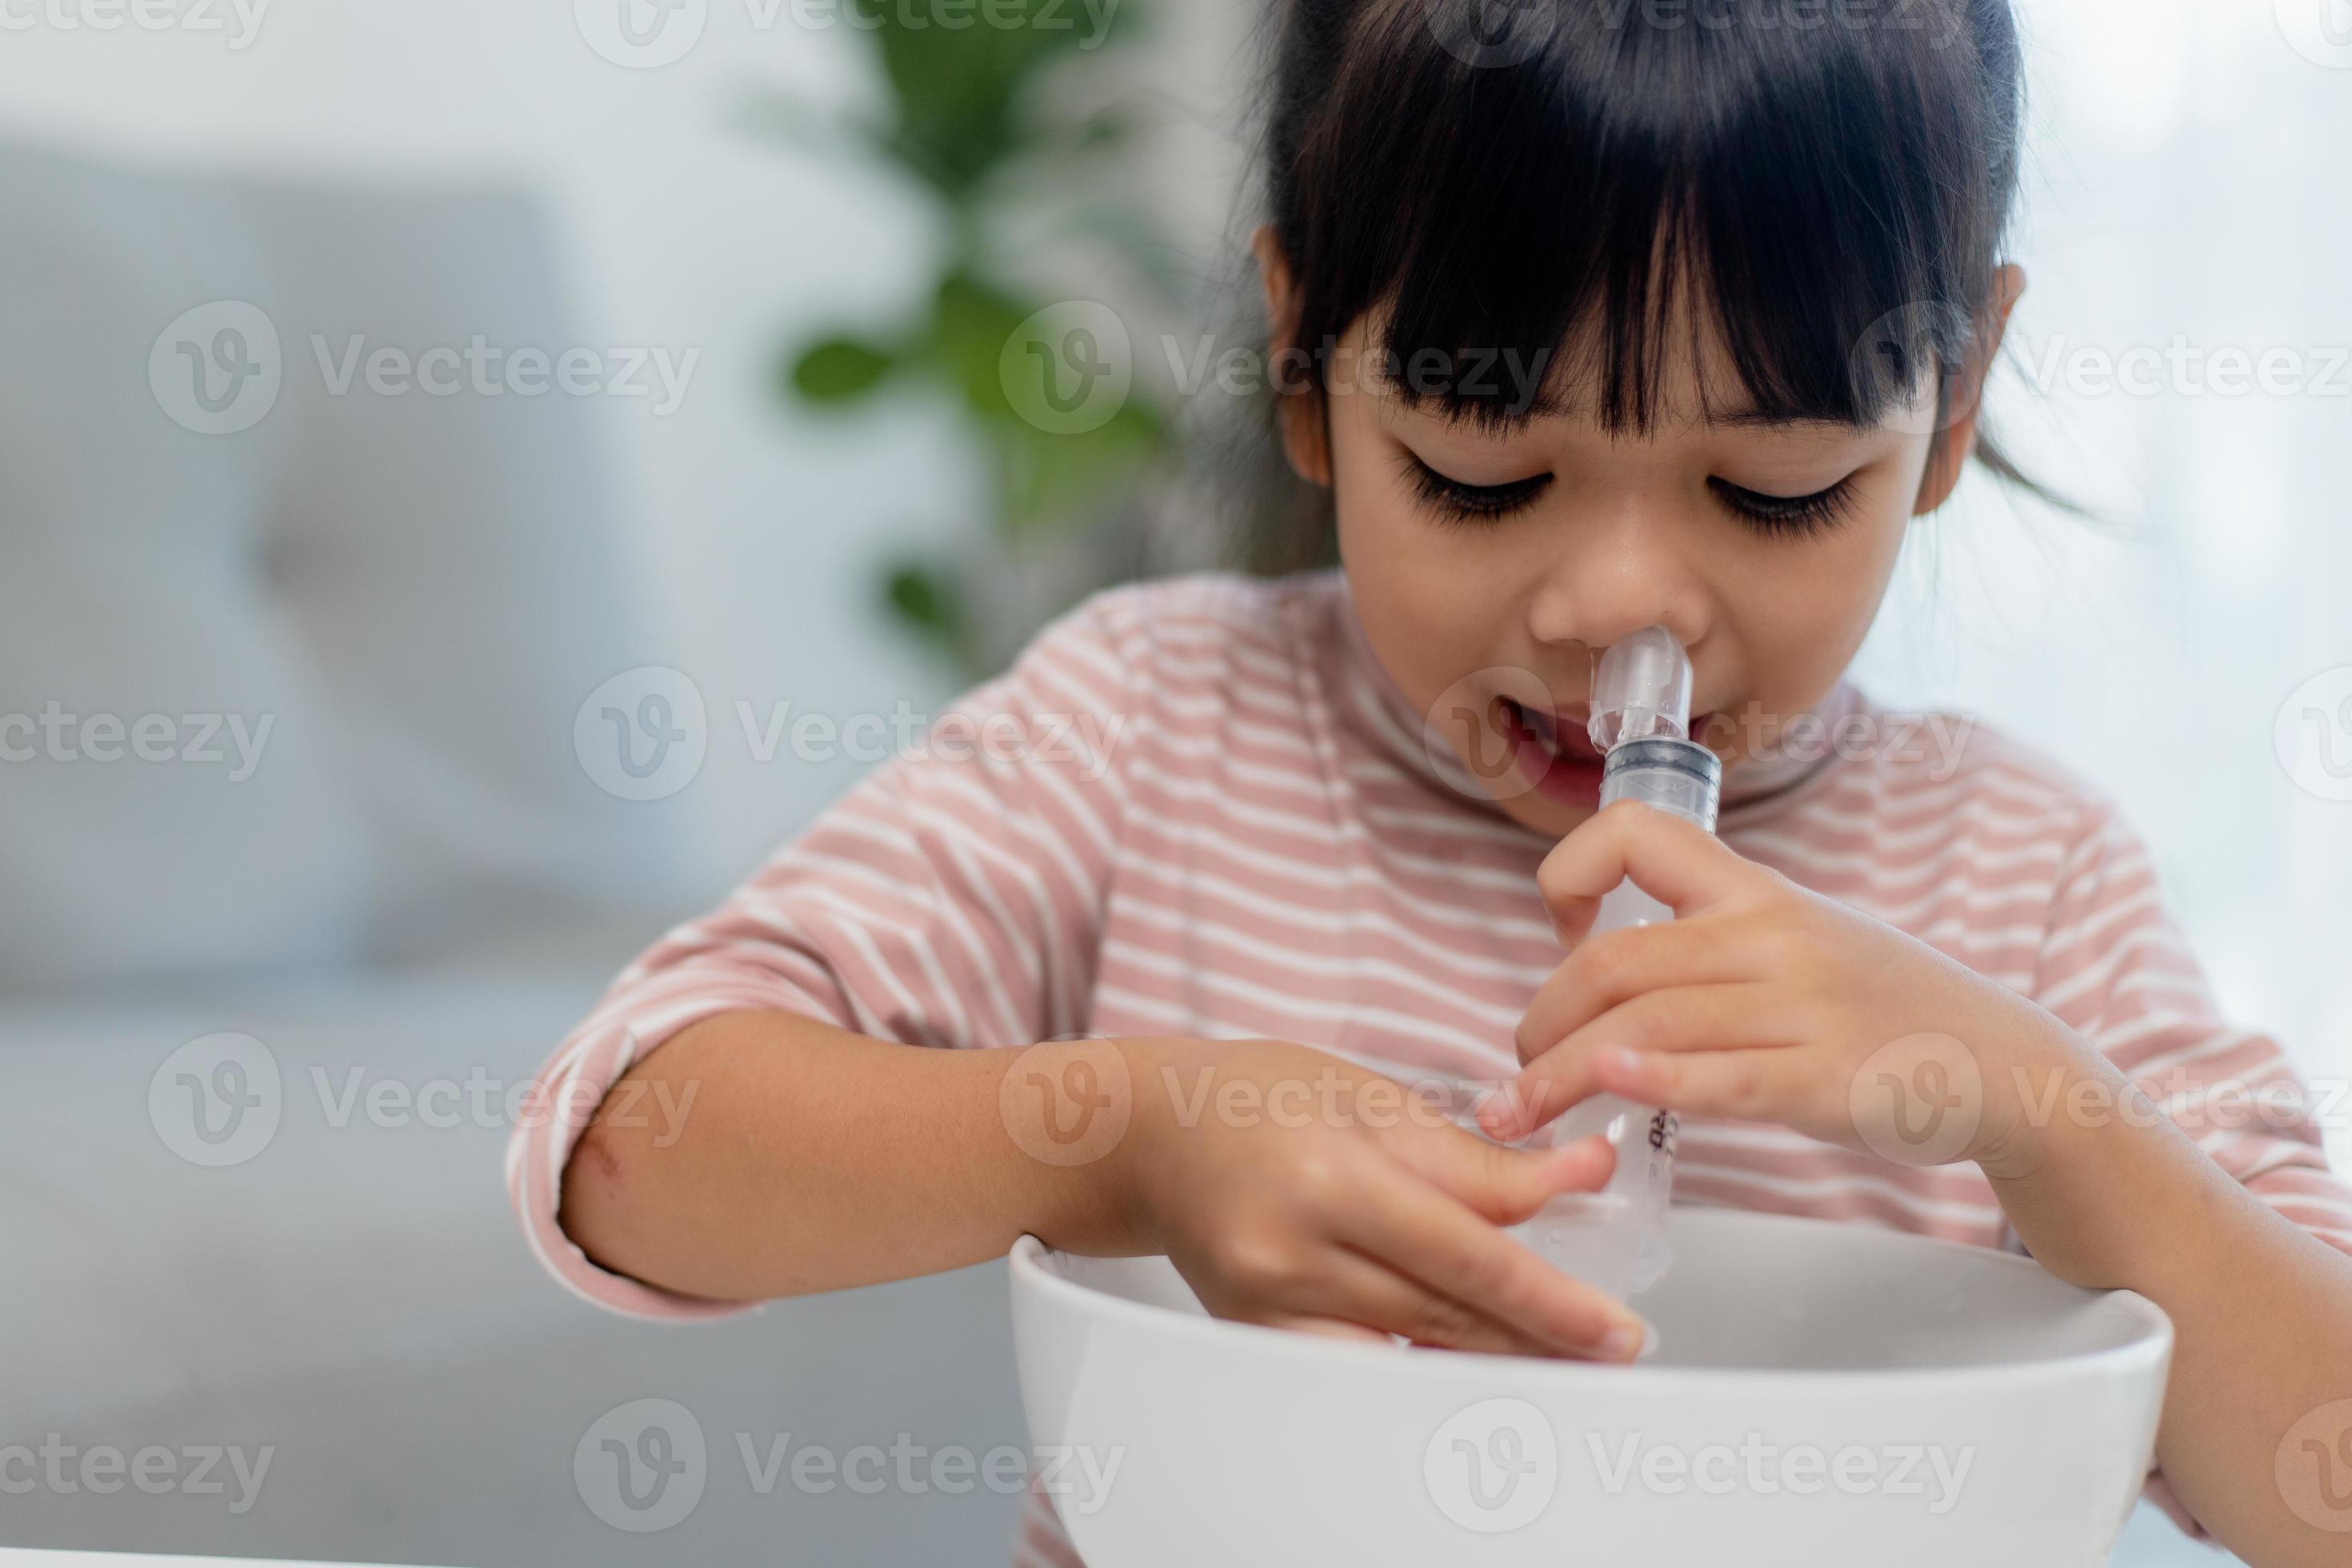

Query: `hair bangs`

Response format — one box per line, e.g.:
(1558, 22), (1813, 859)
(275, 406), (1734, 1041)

(1272, 0), (2018, 437)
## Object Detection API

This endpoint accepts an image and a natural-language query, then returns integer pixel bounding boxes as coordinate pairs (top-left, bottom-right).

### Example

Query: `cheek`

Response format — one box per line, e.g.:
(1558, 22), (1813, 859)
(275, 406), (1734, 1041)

(1735, 479), (1914, 705)
(1335, 531), (1466, 720)
(1327, 401), (1413, 574)
(1327, 422), (1498, 699)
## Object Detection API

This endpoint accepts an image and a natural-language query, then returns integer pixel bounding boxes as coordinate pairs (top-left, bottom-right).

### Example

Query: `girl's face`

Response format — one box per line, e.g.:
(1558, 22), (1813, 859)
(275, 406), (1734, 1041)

(1266, 252), (2020, 841)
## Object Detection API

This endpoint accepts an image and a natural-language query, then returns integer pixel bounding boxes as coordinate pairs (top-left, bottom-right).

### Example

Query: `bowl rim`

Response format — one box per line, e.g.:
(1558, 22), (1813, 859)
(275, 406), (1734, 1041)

(1009, 1207), (2174, 1395)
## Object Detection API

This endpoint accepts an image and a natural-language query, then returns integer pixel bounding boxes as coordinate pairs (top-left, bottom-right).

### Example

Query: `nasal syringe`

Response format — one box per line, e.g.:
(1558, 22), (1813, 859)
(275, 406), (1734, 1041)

(1506, 626), (1722, 1304)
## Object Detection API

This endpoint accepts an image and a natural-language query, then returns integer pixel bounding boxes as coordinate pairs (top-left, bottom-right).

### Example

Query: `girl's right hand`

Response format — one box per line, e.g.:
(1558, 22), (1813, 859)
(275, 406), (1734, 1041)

(1107, 1036), (1650, 1362)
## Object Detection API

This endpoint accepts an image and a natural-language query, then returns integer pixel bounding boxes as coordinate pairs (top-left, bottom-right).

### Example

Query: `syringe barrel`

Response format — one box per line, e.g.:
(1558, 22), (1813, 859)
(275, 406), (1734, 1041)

(1598, 735), (1722, 831)
(1509, 734), (1722, 1305)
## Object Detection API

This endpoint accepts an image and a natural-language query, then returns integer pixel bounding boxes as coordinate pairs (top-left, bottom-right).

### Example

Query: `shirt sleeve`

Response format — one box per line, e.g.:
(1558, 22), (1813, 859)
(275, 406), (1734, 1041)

(2024, 794), (2352, 1540)
(506, 589), (1141, 1317)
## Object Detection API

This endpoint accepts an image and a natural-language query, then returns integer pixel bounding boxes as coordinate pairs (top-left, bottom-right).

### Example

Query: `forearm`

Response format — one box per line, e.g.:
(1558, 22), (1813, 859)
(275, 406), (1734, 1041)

(558, 1011), (1150, 1302)
(1982, 1043), (2352, 1566)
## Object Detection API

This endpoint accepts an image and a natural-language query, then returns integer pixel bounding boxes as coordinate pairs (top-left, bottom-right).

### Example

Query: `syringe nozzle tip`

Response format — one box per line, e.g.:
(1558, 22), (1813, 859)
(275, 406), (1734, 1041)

(1589, 626), (1694, 752)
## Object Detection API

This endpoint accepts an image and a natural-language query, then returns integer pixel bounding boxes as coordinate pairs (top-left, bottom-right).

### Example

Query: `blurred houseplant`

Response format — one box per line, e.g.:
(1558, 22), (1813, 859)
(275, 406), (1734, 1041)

(770, 0), (1186, 678)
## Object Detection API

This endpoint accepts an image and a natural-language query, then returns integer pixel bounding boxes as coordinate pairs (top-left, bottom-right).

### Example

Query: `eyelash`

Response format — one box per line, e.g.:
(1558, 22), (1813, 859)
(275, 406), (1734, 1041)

(1402, 454), (1858, 540)
(1706, 476), (1860, 538)
(1404, 456), (1550, 522)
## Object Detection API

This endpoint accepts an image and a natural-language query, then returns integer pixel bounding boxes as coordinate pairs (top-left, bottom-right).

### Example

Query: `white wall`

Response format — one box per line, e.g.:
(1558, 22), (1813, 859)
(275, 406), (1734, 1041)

(1855, 0), (2352, 1167)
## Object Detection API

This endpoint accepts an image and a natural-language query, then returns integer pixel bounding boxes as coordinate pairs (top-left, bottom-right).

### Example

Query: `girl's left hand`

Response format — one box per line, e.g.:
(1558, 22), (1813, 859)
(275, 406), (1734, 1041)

(1481, 798), (2083, 1175)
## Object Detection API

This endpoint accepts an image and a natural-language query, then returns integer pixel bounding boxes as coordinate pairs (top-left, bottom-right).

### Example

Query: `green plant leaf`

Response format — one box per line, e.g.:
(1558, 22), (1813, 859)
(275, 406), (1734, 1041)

(991, 402), (1162, 538)
(881, 562), (972, 662)
(853, 0), (1147, 201)
(926, 269), (1037, 419)
(763, 0), (1178, 675)
(790, 337), (898, 404)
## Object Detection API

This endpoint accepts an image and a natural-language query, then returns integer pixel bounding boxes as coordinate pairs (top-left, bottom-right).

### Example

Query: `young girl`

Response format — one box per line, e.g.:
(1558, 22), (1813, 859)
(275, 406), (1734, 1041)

(514, 2), (2352, 1562)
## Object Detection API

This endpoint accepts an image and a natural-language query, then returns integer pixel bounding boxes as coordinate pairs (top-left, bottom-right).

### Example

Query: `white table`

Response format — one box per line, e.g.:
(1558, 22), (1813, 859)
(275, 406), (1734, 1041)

(0, 1499), (2246, 1567)
(0, 1557), (433, 1568)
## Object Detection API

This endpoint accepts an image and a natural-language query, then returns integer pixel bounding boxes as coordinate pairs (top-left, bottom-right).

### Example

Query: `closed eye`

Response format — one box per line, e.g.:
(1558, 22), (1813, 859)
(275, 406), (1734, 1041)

(1708, 475), (1858, 538)
(1403, 454), (1552, 522)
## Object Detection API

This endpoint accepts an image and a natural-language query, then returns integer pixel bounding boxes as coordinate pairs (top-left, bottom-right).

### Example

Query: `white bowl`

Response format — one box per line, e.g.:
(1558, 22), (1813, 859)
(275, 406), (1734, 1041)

(1010, 1207), (2171, 1567)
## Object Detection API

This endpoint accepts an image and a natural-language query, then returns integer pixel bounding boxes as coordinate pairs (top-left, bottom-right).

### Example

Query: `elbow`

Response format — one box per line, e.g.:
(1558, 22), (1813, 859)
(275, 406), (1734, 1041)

(555, 1109), (638, 1264)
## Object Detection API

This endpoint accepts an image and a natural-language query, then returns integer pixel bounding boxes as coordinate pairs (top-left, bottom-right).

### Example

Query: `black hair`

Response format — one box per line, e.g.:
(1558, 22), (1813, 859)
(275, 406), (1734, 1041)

(1227, 0), (2055, 568)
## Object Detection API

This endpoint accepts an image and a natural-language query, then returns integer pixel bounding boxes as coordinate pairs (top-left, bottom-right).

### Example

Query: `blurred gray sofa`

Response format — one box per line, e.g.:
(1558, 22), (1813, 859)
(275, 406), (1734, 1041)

(0, 138), (1026, 1567)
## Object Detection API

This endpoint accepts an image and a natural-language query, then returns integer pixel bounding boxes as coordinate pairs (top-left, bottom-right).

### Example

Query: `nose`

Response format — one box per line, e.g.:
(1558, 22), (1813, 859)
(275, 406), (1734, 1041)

(1521, 494), (1709, 661)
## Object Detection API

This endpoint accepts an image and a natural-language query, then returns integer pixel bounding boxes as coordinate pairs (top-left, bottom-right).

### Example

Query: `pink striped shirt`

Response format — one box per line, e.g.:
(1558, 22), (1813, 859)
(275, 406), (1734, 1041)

(510, 569), (2352, 1560)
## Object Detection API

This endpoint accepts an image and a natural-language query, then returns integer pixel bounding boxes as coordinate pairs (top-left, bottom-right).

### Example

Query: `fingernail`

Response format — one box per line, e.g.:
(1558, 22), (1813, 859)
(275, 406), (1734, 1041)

(1598, 1045), (1644, 1076)
(1598, 1323), (1643, 1362)
(1547, 1135), (1598, 1173)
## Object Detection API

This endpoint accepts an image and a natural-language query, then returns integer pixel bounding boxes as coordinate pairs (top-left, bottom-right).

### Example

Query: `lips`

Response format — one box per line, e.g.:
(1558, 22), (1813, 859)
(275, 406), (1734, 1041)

(1493, 697), (1607, 808)
(1498, 698), (1604, 764)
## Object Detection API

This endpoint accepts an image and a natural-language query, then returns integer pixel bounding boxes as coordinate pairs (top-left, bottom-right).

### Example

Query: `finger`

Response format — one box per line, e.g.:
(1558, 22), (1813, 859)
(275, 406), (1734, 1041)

(1308, 1246), (1574, 1358)
(1498, 983), (1798, 1138)
(1536, 798), (1755, 945)
(1513, 919), (1756, 1066)
(1590, 1042), (1806, 1128)
(1380, 1119), (1616, 1226)
(1214, 1250), (1580, 1363)
(1218, 1249), (1565, 1358)
(1338, 1164), (1649, 1360)
(1258, 1313), (1397, 1346)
